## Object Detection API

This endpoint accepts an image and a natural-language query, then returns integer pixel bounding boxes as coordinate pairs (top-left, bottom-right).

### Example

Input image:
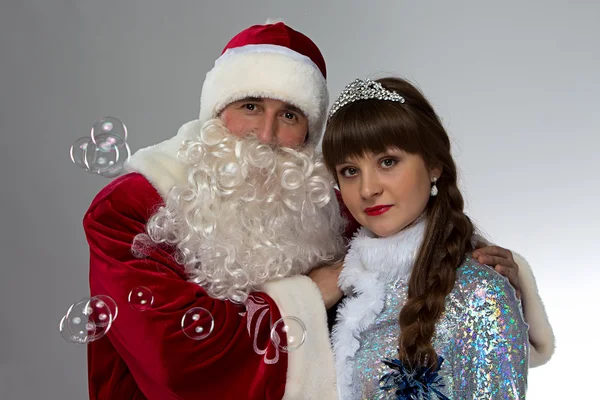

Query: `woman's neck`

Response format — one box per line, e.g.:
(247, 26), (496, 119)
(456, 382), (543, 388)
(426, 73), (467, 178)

(371, 211), (428, 239)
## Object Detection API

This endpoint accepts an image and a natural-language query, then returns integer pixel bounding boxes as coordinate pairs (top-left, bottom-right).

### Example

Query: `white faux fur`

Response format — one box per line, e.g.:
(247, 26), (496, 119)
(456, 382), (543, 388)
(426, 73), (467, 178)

(217, 44), (321, 71)
(125, 119), (201, 198)
(261, 275), (338, 400)
(200, 49), (328, 148)
(512, 251), (555, 367)
(332, 219), (427, 399)
(340, 218), (427, 290)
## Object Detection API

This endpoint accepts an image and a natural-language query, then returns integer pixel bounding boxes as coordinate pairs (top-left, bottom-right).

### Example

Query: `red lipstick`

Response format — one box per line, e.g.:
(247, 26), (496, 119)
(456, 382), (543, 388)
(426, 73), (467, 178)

(364, 205), (392, 216)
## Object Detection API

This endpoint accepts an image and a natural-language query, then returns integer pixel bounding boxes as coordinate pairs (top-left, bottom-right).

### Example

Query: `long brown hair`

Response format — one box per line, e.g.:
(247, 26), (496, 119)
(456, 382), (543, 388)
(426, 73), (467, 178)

(322, 77), (474, 370)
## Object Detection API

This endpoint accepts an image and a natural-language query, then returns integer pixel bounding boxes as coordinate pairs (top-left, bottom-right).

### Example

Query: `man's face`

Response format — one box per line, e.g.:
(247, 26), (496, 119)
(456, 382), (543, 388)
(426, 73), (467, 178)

(220, 98), (309, 148)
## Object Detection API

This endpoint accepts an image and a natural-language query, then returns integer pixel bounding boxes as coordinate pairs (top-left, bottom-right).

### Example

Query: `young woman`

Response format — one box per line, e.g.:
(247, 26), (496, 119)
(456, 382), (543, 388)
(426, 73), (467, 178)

(323, 77), (529, 399)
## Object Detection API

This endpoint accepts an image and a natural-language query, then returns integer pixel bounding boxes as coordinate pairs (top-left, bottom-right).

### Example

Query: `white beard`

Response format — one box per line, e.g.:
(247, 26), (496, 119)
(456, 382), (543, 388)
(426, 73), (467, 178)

(133, 119), (346, 302)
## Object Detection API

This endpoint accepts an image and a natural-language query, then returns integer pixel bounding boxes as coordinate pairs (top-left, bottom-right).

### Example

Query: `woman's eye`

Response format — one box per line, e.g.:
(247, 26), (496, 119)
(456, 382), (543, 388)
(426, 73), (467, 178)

(341, 167), (358, 177)
(380, 158), (396, 168)
(244, 104), (256, 111)
(284, 112), (297, 120)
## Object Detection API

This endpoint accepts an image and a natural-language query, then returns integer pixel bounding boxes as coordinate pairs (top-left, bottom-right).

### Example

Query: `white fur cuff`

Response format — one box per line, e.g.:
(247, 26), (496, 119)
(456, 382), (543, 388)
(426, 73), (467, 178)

(513, 252), (556, 367)
(261, 275), (337, 399)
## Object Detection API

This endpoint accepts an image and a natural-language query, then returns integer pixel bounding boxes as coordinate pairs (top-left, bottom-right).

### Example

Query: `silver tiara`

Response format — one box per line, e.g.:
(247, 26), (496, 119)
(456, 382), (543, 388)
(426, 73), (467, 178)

(328, 78), (406, 119)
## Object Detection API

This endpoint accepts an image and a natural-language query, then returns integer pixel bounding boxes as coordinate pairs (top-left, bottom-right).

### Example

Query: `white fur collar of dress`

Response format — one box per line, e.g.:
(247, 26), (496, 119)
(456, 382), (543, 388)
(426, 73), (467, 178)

(332, 217), (426, 399)
(339, 217), (427, 294)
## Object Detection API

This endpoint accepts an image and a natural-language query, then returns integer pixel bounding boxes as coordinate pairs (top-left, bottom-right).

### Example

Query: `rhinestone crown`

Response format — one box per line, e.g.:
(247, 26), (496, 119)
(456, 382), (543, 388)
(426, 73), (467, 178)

(328, 78), (406, 119)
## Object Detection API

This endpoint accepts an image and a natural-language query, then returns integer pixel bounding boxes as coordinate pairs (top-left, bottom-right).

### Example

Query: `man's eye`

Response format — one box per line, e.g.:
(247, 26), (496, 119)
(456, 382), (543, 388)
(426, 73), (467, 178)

(244, 104), (256, 111)
(284, 112), (297, 120)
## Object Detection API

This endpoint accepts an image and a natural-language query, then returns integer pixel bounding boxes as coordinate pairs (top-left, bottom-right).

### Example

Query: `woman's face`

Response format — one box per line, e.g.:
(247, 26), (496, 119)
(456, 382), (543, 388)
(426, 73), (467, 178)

(336, 147), (440, 237)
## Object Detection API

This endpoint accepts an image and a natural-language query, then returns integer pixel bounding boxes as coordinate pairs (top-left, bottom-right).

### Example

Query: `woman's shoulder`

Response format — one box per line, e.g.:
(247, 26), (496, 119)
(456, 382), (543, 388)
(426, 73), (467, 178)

(453, 256), (519, 303)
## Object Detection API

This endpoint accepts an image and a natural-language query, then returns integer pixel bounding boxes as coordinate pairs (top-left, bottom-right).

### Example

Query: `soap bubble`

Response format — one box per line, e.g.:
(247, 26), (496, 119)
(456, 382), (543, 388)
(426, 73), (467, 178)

(69, 137), (92, 170)
(91, 116), (127, 143)
(89, 295), (118, 328)
(128, 286), (154, 311)
(84, 133), (130, 178)
(181, 307), (214, 340)
(270, 316), (306, 353)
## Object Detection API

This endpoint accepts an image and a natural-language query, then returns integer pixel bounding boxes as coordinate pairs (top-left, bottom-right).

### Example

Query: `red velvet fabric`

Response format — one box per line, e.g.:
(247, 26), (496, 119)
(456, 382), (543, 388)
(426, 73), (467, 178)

(335, 189), (361, 240)
(222, 22), (327, 79)
(84, 173), (288, 400)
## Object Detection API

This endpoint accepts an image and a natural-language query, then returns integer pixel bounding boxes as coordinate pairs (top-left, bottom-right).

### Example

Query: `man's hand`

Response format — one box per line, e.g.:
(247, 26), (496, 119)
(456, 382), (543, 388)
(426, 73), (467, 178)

(473, 244), (521, 299)
(308, 260), (344, 310)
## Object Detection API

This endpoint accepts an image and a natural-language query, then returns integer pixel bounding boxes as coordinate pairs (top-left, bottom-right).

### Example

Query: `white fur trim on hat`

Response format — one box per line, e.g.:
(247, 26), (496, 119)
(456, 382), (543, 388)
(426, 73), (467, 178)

(199, 47), (328, 148)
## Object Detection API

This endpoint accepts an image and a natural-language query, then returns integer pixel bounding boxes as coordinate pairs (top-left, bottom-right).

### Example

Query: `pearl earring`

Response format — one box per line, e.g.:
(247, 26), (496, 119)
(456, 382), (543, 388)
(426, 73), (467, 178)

(430, 177), (438, 197)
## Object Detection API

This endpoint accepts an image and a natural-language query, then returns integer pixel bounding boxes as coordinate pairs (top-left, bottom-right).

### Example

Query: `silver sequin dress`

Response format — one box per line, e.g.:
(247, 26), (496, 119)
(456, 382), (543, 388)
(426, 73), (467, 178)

(332, 219), (529, 399)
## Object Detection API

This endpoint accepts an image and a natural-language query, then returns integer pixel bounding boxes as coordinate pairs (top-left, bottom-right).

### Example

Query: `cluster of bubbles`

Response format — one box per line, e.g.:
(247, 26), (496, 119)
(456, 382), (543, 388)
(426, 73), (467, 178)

(59, 287), (215, 344)
(70, 117), (131, 178)
(58, 288), (306, 354)
(59, 295), (118, 344)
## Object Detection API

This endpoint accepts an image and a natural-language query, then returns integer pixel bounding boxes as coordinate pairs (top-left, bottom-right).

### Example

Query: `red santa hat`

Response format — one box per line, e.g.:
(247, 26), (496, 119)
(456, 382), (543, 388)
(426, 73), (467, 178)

(199, 20), (329, 147)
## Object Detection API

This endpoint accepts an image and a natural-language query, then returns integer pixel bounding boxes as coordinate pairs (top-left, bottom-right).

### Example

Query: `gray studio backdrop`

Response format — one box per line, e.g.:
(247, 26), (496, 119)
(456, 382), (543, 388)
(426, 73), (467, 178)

(1, 1), (598, 399)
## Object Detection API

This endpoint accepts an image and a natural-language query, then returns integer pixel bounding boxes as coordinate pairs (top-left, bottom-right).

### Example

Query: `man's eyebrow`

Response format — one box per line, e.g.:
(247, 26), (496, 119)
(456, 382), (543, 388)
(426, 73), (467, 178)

(236, 97), (263, 103)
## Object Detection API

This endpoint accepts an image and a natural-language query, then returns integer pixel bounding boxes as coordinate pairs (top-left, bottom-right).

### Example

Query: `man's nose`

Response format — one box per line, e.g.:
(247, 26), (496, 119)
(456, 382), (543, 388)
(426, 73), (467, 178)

(255, 115), (277, 145)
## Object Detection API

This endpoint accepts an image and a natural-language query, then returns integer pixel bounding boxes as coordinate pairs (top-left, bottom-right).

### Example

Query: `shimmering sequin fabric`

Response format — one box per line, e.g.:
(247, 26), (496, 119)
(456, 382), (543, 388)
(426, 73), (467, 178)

(338, 258), (529, 399)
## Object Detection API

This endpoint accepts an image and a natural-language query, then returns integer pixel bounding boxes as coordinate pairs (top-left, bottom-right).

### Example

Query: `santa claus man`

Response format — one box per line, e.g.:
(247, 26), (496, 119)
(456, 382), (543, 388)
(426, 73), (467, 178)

(83, 21), (554, 399)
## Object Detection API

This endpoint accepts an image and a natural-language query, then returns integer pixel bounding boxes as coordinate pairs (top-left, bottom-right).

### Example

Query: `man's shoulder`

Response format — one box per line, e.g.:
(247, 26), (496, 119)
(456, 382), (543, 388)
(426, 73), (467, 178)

(87, 172), (164, 218)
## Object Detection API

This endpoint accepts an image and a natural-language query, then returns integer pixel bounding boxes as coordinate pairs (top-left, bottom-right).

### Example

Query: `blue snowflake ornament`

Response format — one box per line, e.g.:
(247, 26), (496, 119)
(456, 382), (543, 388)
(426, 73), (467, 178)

(379, 356), (450, 400)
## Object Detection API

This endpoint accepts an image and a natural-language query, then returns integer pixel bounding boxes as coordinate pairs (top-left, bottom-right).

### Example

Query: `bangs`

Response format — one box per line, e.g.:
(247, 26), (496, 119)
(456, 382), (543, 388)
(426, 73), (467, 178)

(322, 99), (423, 173)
